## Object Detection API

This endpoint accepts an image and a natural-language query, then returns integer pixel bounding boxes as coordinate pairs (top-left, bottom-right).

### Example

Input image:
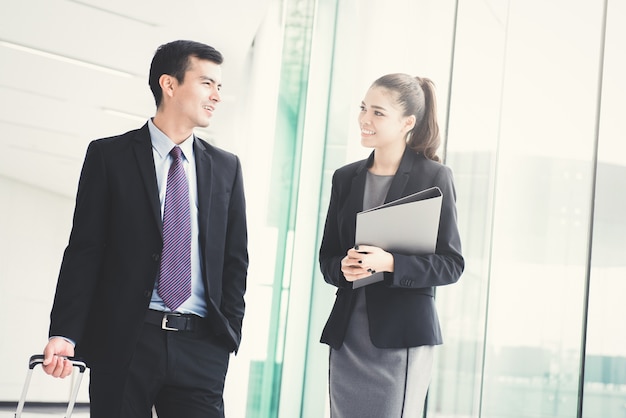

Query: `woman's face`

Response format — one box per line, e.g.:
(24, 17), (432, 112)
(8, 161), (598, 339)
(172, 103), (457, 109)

(358, 86), (414, 150)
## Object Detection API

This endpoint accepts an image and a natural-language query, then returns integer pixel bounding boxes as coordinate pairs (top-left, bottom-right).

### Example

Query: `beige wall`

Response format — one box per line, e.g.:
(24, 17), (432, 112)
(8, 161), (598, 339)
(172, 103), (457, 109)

(0, 176), (89, 401)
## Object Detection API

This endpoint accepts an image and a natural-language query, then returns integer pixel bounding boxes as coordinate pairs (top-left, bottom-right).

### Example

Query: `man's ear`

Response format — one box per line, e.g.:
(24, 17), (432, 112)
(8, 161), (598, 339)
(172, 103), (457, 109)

(159, 74), (175, 99)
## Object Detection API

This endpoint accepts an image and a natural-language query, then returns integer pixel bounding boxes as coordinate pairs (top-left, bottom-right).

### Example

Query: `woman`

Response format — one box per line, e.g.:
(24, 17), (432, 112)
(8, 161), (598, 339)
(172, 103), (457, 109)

(319, 73), (464, 417)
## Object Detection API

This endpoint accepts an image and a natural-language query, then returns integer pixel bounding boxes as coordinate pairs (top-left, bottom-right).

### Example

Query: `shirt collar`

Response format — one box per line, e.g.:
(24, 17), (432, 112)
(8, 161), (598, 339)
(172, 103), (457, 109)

(148, 118), (194, 160)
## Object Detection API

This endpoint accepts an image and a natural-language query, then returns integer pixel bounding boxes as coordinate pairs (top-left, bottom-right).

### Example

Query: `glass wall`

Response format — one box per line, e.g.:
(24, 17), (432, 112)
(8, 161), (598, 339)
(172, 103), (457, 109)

(408, 0), (624, 417)
(583, 0), (626, 417)
(462, 0), (601, 416)
(227, 0), (321, 416)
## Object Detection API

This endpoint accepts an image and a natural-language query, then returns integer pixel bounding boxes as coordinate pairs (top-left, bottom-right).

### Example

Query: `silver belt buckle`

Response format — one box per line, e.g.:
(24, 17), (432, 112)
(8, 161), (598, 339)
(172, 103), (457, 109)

(161, 312), (182, 331)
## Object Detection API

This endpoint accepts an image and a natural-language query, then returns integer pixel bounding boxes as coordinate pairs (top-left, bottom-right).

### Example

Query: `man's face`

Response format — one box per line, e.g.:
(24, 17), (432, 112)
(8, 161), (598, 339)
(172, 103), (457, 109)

(170, 56), (222, 129)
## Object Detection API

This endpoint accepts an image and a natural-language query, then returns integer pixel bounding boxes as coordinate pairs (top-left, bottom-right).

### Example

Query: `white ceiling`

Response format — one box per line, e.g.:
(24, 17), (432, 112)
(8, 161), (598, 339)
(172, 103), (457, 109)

(0, 0), (269, 197)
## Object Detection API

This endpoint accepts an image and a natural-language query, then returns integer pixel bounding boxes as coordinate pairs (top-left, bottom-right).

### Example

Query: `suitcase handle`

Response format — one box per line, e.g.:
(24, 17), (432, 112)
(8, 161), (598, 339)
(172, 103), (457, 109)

(27, 354), (87, 373)
(15, 354), (88, 418)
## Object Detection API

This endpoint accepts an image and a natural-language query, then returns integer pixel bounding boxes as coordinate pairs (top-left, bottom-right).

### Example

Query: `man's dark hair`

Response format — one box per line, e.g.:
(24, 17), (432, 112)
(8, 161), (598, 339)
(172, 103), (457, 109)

(149, 40), (223, 108)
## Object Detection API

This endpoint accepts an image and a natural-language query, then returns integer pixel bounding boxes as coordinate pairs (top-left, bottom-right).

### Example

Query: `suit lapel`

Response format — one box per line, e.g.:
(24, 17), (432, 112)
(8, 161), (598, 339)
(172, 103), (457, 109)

(194, 137), (213, 273)
(347, 152), (372, 218)
(385, 147), (413, 203)
(132, 124), (162, 232)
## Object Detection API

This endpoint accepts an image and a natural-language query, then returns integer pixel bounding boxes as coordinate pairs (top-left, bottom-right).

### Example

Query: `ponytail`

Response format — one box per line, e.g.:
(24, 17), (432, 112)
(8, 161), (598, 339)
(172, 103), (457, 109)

(408, 77), (440, 162)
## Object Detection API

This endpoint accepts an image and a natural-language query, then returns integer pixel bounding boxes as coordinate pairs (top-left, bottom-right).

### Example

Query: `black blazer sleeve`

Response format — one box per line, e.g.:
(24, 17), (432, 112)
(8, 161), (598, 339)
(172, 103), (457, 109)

(217, 155), (248, 350)
(386, 163), (464, 289)
(319, 168), (354, 289)
(50, 140), (112, 344)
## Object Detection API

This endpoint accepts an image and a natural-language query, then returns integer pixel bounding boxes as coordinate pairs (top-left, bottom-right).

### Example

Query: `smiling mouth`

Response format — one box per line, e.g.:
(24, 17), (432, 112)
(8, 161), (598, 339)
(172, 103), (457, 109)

(203, 105), (214, 112)
(361, 128), (375, 135)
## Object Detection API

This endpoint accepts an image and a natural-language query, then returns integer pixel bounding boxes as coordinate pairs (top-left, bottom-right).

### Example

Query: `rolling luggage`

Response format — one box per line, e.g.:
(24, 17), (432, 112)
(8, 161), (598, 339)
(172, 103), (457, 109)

(14, 354), (88, 418)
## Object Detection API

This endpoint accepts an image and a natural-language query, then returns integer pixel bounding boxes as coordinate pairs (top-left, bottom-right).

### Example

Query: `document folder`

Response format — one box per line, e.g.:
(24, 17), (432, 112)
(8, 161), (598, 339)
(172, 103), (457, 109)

(353, 186), (442, 288)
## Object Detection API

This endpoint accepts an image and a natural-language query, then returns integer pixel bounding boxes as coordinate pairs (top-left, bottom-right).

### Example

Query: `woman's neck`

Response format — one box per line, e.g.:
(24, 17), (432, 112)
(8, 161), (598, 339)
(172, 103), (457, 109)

(369, 143), (405, 175)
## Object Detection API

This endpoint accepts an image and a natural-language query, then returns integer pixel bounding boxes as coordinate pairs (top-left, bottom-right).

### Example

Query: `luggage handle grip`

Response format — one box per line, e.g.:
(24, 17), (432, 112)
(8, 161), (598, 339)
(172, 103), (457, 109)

(28, 354), (87, 373)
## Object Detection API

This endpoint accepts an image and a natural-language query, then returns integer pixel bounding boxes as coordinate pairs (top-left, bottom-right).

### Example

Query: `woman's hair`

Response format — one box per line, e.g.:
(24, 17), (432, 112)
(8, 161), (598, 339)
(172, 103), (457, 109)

(371, 73), (441, 162)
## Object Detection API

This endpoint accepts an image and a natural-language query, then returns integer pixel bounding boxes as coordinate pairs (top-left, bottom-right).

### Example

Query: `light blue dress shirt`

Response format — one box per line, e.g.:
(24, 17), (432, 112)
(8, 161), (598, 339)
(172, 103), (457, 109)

(148, 119), (207, 317)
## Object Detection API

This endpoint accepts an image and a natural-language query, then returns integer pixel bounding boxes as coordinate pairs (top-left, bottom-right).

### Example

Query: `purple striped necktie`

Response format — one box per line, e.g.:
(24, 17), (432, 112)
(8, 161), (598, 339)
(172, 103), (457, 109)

(157, 146), (192, 311)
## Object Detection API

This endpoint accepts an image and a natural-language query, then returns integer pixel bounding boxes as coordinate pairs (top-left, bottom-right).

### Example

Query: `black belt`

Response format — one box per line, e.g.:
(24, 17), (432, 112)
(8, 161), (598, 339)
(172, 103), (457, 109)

(145, 309), (204, 332)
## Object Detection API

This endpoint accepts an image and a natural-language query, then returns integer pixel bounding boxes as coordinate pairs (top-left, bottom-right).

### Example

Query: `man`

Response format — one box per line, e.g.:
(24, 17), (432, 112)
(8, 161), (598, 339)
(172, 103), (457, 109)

(41, 40), (248, 418)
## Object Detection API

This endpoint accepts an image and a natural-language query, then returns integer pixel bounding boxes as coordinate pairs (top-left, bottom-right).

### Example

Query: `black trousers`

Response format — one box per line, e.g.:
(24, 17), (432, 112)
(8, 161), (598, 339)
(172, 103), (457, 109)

(88, 318), (231, 418)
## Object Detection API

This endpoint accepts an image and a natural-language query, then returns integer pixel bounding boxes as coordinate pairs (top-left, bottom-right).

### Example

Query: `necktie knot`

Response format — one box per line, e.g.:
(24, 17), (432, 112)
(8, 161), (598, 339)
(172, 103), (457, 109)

(170, 146), (182, 160)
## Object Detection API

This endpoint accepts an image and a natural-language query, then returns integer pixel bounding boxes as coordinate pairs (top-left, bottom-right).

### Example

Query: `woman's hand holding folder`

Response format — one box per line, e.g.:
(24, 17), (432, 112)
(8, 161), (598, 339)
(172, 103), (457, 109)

(341, 245), (394, 282)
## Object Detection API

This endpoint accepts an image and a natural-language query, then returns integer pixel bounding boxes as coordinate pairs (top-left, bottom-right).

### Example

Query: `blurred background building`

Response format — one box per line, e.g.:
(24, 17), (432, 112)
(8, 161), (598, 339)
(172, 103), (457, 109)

(1, 0), (624, 417)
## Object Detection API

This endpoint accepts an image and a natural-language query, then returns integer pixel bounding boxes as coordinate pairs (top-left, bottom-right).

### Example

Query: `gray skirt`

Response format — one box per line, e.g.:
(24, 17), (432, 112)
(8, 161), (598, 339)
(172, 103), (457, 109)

(329, 288), (434, 418)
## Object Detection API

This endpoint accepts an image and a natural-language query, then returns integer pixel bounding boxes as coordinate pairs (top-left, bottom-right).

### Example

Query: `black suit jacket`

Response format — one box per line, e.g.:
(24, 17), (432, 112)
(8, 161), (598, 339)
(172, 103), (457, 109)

(49, 124), (248, 369)
(319, 147), (464, 349)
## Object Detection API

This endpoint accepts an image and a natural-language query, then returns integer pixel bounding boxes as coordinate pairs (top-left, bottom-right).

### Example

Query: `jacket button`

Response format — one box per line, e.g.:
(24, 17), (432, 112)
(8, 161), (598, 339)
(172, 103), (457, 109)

(144, 290), (152, 298)
(152, 253), (160, 261)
